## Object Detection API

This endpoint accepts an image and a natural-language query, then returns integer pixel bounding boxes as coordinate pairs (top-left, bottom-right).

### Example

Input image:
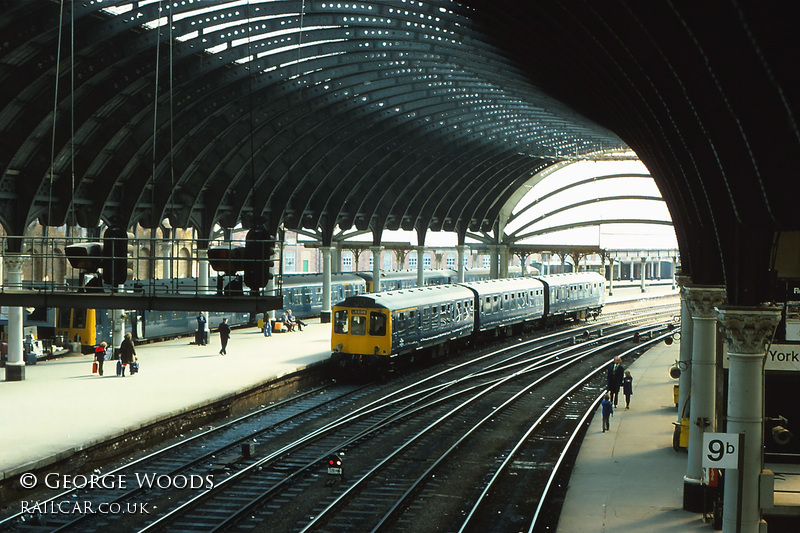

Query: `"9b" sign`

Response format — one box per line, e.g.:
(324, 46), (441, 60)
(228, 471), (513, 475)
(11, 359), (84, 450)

(702, 433), (741, 469)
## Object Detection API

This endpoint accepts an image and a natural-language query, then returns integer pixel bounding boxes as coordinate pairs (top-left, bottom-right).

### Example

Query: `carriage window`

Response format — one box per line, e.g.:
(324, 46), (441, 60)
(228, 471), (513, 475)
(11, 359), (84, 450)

(493, 296), (499, 313)
(73, 309), (87, 329)
(369, 312), (386, 336)
(58, 307), (71, 329)
(334, 310), (349, 334)
(351, 315), (367, 335)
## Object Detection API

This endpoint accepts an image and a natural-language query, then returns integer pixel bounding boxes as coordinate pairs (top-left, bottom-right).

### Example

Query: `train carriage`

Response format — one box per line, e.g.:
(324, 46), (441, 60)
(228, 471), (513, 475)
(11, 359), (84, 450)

(281, 273), (366, 317)
(331, 285), (475, 371)
(539, 272), (606, 321)
(460, 278), (547, 332)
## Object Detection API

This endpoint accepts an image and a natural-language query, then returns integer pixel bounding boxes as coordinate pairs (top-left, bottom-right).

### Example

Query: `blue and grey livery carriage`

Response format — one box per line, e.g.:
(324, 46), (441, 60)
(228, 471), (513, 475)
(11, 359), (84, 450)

(331, 272), (606, 374)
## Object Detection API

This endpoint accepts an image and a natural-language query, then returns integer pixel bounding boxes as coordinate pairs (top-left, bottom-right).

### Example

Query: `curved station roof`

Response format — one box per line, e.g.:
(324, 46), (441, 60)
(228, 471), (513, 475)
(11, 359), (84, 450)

(1, 1), (799, 305)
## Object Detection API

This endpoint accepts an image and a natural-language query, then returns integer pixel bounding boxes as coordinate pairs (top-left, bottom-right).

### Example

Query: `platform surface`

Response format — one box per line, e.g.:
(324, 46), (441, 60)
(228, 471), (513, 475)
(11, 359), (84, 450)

(0, 320), (331, 480)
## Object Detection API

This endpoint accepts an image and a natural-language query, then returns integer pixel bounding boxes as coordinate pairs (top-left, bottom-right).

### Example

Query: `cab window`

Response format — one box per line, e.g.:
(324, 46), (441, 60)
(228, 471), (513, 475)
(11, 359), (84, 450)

(369, 312), (386, 336)
(73, 308), (87, 329)
(351, 315), (367, 335)
(334, 310), (349, 334)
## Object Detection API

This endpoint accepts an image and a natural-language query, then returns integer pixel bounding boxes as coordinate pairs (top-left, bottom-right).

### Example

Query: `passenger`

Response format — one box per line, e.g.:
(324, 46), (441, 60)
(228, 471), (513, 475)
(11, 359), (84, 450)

(601, 393), (613, 432)
(622, 369), (634, 409)
(94, 341), (108, 376)
(218, 317), (231, 356)
(196, 311), (207, 345)
(288, 309), (307, 331)
(283, 310), (296, 332)
(263, 316), (272, 337)
(606, 356), (624, 408)
(118, 332), (136, 377)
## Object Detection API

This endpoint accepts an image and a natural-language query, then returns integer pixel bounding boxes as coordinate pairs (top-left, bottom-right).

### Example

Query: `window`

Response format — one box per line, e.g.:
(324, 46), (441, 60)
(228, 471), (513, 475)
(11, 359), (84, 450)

(423, 253), (431, 268)
(334, 310), (349, 334)
(383, 252), (392, 270)
(369, 312), (386, 336)
(351, 315), (367, 335)
(73, 309), (87, 329)
(409, 252), (418, 268)
(342, 254), (353, 272)
(446, 254), (455, 268)
(482, 255), (490, 268)
(285, 251), (296, 273)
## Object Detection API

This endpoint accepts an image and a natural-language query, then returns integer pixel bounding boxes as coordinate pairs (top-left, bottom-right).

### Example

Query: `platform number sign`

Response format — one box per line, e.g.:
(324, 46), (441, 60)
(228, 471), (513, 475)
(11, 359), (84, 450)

(702, 433), (741, 469)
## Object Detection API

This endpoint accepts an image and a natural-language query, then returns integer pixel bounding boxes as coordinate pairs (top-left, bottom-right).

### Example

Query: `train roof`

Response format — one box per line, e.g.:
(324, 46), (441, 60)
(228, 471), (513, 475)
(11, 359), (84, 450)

(280, 273), (365, 287)
(334, 284), (475, 310)
(457, 277), (545, 296)
(536, 272), (606, 286)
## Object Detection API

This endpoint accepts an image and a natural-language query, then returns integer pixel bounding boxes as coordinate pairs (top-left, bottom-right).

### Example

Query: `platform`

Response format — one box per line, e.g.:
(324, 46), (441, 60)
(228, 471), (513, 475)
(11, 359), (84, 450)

(0, 319), (332, 481)
(556, 339), (800, 532)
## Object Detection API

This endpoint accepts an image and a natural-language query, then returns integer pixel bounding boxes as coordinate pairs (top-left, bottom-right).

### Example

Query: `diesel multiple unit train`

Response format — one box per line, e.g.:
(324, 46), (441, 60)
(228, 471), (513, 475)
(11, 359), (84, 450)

(1, 268), (526, 353)
(330, 272), (606, 374)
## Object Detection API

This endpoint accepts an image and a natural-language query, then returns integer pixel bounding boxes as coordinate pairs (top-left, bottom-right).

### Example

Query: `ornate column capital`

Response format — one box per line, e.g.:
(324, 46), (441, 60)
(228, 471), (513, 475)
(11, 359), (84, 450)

(684, 285), (727, 319)
(716, 305), (782, 354)
(3, 253), (26, 274)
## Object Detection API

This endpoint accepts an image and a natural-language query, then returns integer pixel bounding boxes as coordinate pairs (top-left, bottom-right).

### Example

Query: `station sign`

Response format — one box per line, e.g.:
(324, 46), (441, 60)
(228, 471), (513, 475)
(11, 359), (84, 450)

(702, 433), (741, 469)
(721, 344), (800, 372)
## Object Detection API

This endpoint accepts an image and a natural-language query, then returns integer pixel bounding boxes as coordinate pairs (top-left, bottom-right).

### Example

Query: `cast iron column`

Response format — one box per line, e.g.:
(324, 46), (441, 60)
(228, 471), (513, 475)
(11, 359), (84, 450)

(717, 306), (781, 533)
(683, 285), (726, 511)
(3, 254), (26, 381)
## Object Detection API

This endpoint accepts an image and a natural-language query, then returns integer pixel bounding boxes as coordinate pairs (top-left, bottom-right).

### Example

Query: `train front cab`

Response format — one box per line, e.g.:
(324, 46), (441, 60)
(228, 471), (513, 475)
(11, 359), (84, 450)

(331, 303), (393, 371)
(56, 308), (101, 353)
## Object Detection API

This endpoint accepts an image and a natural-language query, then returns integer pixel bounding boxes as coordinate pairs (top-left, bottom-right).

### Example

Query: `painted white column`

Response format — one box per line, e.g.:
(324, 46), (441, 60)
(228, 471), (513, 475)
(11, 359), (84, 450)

(717, 306), (781, 533)
(197, 248), (210, 294)
(456, 245), (467, 283)
(321, 247), (333, 323)
(489, 245), (499, 279)
(683, 285), (727, 511)
(499, 245), (509, 279)
(370, 246), (383, 293)
(640, 257), (647, 293)
(333, 243), (342, 274)
(4, 254), (26, 381)
(416, 245), (425, 287)
(675, 276), (694, 431)
(608, 259), (615, 296)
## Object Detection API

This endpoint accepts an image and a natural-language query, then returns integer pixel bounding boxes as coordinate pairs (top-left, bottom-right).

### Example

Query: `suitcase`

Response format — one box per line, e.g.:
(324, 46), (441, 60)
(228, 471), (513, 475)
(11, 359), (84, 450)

(116, 359), (122, 376)
(130, 362), (139, 375)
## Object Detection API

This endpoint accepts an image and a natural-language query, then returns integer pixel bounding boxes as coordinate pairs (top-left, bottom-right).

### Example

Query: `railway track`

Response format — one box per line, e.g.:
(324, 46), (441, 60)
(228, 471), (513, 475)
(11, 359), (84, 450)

(2, 300), (678, 533)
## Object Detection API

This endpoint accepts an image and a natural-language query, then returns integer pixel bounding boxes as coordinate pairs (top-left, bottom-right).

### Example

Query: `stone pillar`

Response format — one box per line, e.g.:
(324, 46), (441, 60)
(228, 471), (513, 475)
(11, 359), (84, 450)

(416, 245), (425, 287)
(3, 255), (26, 381)
(683, 285), (727, 511)
(456, 245), (467, 283)
(640, 257), (647, 293)
(370, 246), (383, 293)
(675, 276), (694, 430)
(161, 227), (172, 279)
(320, 247), (333, 323)
(499, 245), (509, 279)
(716, 306), (781, 533)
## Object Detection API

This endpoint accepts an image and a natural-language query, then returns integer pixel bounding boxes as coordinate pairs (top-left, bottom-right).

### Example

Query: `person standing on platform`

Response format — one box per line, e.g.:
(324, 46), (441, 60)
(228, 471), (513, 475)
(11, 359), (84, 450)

(94, 341), (108, 376)
(622, 369), (634, 409)
(118, 333), (136, 377)
(196, 311), (207, 345)
(263, 316), (272, 337)
(601, 393), (613, 432)
(606, 356), (624, 407)
(218, 317), (231, 355)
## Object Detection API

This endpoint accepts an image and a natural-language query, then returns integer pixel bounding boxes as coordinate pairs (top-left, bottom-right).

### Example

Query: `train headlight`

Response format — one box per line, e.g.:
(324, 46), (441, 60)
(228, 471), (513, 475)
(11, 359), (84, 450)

(373, 346), (380, 355)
